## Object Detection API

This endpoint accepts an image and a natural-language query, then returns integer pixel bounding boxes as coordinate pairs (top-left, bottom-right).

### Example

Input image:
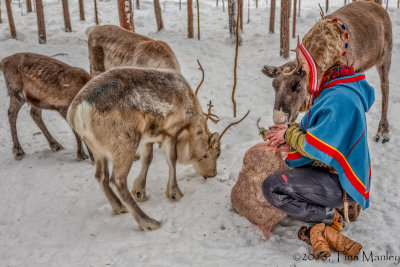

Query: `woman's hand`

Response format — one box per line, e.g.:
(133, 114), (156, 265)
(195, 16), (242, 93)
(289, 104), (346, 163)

(264, 124), (288, 148)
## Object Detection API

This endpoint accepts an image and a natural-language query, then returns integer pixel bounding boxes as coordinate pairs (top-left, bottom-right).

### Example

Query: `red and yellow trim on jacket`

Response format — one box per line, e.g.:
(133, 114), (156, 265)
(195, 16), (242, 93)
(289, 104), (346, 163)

(286, 151), (303, 161)
(306, 131), (370, 200)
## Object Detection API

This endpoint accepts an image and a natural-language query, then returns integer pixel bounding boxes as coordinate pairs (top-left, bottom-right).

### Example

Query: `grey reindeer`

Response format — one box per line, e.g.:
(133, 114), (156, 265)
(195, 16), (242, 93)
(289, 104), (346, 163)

(262, 1), (392, 143)
(67, 67), (248, 231)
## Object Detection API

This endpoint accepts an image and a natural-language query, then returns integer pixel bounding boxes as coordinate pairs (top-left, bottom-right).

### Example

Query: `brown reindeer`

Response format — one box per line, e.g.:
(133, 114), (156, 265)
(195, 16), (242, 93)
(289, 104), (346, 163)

(86, 25), (181, 75)
(67, 67), (248, 231)
(262, 1), (392, 143)
(0, 53), (91, 160)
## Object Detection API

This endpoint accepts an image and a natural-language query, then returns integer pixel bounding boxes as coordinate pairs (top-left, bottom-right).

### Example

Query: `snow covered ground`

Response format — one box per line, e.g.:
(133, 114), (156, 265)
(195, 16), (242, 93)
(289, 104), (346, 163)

(0, 0), (399, 266)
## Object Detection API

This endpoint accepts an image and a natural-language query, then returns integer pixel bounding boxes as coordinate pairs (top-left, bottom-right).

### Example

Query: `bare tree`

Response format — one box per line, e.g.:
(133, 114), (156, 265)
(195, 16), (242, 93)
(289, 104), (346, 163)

(223, 0), (225, 12)
(344, 0), (347, 5)
(26, 0), (32, 13)
(256, 0), (258, 8)
(0, 0), (2, 24)
(197, 0), (200, 40)
(94, 0), (99, 25)
(228, 0), (237, 35)
(35, 0), (46, 43)
(153, 0), (163, 31)
(239, 0), (243, 30)
(188, 0), (193, 38)
(292, 0), (297, 38)
(232, 0), (241, 117)
(247, 0), (249, 23)
(118, 0), (134, 31)
(298, 0), (300, 16)
(5, 0), (16, 38)
(326, 0), (329, 12)
(269, 0), (275, 33)
(79, 0), (85, 20)
(386, 0), (389, 10)
(280, 0), (290, 58)
(62, 0), (72, 32)
(179, 0), (181, 10)
(136, 0), (140, 9)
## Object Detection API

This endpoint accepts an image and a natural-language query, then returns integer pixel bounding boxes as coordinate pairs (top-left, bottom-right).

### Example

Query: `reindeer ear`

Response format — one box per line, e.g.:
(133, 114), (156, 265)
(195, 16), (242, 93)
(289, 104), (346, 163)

(210, 133), (220, 148)
(262, 65), (279, 78)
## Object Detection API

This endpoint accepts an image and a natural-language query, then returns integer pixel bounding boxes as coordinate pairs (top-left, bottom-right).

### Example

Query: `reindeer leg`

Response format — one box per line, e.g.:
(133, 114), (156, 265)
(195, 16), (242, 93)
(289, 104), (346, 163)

(132, 142), (153, 202)
(375, 53), (391, 143)
(95, 158), (127, 215)
(30, 107), (64, 152)
(58, 108), (89, 161)
(162, 137), (184, 201)
(109, 142), (160, 231)
(8, 95), (25, 160)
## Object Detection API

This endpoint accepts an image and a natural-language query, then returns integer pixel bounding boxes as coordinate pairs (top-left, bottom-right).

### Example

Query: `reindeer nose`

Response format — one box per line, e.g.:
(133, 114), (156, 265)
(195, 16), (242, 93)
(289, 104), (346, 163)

(203, 172), (217, 179)
(273, 109), (289, 125)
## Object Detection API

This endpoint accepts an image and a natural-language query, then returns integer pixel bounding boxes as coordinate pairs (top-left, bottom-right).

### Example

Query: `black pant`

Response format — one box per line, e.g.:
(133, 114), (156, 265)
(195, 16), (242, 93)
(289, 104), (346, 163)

(262, 165), (353, 224)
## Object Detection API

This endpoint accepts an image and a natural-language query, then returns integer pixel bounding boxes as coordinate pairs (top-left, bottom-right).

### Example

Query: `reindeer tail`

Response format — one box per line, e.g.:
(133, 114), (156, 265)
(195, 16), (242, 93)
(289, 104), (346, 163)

(85, 26), (97, 37)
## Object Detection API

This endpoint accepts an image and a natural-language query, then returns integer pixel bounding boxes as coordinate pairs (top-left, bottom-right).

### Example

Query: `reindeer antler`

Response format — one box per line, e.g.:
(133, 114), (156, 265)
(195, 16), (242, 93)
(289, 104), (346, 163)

(218, 110), (250, 142)
(195, 59), (205, 95)
(203, 100), (220, 124)
(278, 36), (301, 76)
(318, 4), (325, 20)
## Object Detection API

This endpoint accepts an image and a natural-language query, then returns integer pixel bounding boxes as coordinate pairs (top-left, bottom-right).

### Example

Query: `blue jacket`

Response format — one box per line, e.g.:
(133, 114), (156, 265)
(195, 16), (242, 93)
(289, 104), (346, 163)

(285, 74), (375, 210)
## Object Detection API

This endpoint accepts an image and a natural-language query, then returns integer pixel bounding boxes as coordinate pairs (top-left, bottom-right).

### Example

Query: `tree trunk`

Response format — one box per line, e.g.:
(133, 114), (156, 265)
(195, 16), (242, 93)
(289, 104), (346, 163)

(79, 0), (85, 20)
(256, 0), (258, 8)
(153, 0), (163, 31)
(0, 0), (2, 24)
(136, 0), (140, 9)
(217, 0), (218, 7)
(344, 0), (347, 5)
(280, 0), (290, 58)
(232, 0), (241, 118)
(62, 0), (72, 32)
(298, 0), (300, 16)
(94, 0), (99, 24)
(118, 0), (134, 31)
(247, 0), (249, 23)
(228, 0), (235, 35)
(179, 0), (181, 10)
(269, 0), (275, 33)
(26, 0), (32, 12)
(239, 0), (243, 30)
(188, 0), (193, 38)
(326, 0), (328, 12)
(292, 0), (297, 38)
(197, 0), (200, 40)
(398, 0), (399, 8)
(386, 0), (389, 10)
(5, 0), (16, 38)
(35, 0), (46, 43)
(223, 0), (225, 12)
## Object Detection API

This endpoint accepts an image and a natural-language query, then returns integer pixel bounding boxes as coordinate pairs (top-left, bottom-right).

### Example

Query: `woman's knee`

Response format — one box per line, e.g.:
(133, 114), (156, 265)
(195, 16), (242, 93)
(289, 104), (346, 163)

(262, 173), (283, 206)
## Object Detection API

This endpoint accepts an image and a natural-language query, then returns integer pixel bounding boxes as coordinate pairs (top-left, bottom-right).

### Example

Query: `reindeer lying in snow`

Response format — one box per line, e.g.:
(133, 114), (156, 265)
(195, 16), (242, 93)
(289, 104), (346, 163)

(0, 53), (91, 161)
(86, 25), (181, 75)
(262, 1), (392, 143)
(67, 67), (248, 231)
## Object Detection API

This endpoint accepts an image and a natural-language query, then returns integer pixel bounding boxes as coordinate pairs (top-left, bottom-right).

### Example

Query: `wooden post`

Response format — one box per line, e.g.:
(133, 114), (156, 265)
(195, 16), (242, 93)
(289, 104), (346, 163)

(269, 0), (275, 33)
(188, 0), (193, 38)
(292, 0), (297, 38)
(136, 0), (140, 9)
(197, 0), (200, 40)
(326, 0), (328, 12)
(153, 0), (163, 31)
(35, 0), (46, 43)
(5, 0), (16, 38)
(94, 0), (99, 25)
(62, 0), (72, 32)
(26, 0), (32, 12)
(118, 0), (134, 31)
(79, 0), (85, 20)
(280, 0), (289, 58)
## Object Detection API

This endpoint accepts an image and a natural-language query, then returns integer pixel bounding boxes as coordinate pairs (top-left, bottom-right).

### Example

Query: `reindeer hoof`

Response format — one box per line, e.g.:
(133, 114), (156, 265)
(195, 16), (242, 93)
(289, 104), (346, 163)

(132, 190), (147, 202)
(382, 137), (390, 143)
(77, 152), (89, 162)
(139, 217), (161, 231)
(50, 143), (64, 152)
(375, 135), (380, 142)
(111, 206), (128, 215)
(13, 148), (25, 161)
(166, 188), (184, 201)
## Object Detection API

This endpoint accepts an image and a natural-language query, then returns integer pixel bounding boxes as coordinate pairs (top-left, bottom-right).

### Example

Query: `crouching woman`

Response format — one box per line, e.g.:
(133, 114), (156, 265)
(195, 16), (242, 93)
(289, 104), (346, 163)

(262, 18), (374, 232)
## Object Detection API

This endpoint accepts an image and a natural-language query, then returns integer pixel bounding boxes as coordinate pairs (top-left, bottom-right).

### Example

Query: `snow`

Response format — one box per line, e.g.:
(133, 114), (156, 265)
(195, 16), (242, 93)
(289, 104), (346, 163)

(0, 0), (399, 266)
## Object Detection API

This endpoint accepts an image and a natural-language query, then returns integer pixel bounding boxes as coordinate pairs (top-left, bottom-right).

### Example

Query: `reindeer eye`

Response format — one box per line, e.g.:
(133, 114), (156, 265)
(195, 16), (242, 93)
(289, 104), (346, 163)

(203, 154), (209, 159)
(291, 84), (299, 92)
